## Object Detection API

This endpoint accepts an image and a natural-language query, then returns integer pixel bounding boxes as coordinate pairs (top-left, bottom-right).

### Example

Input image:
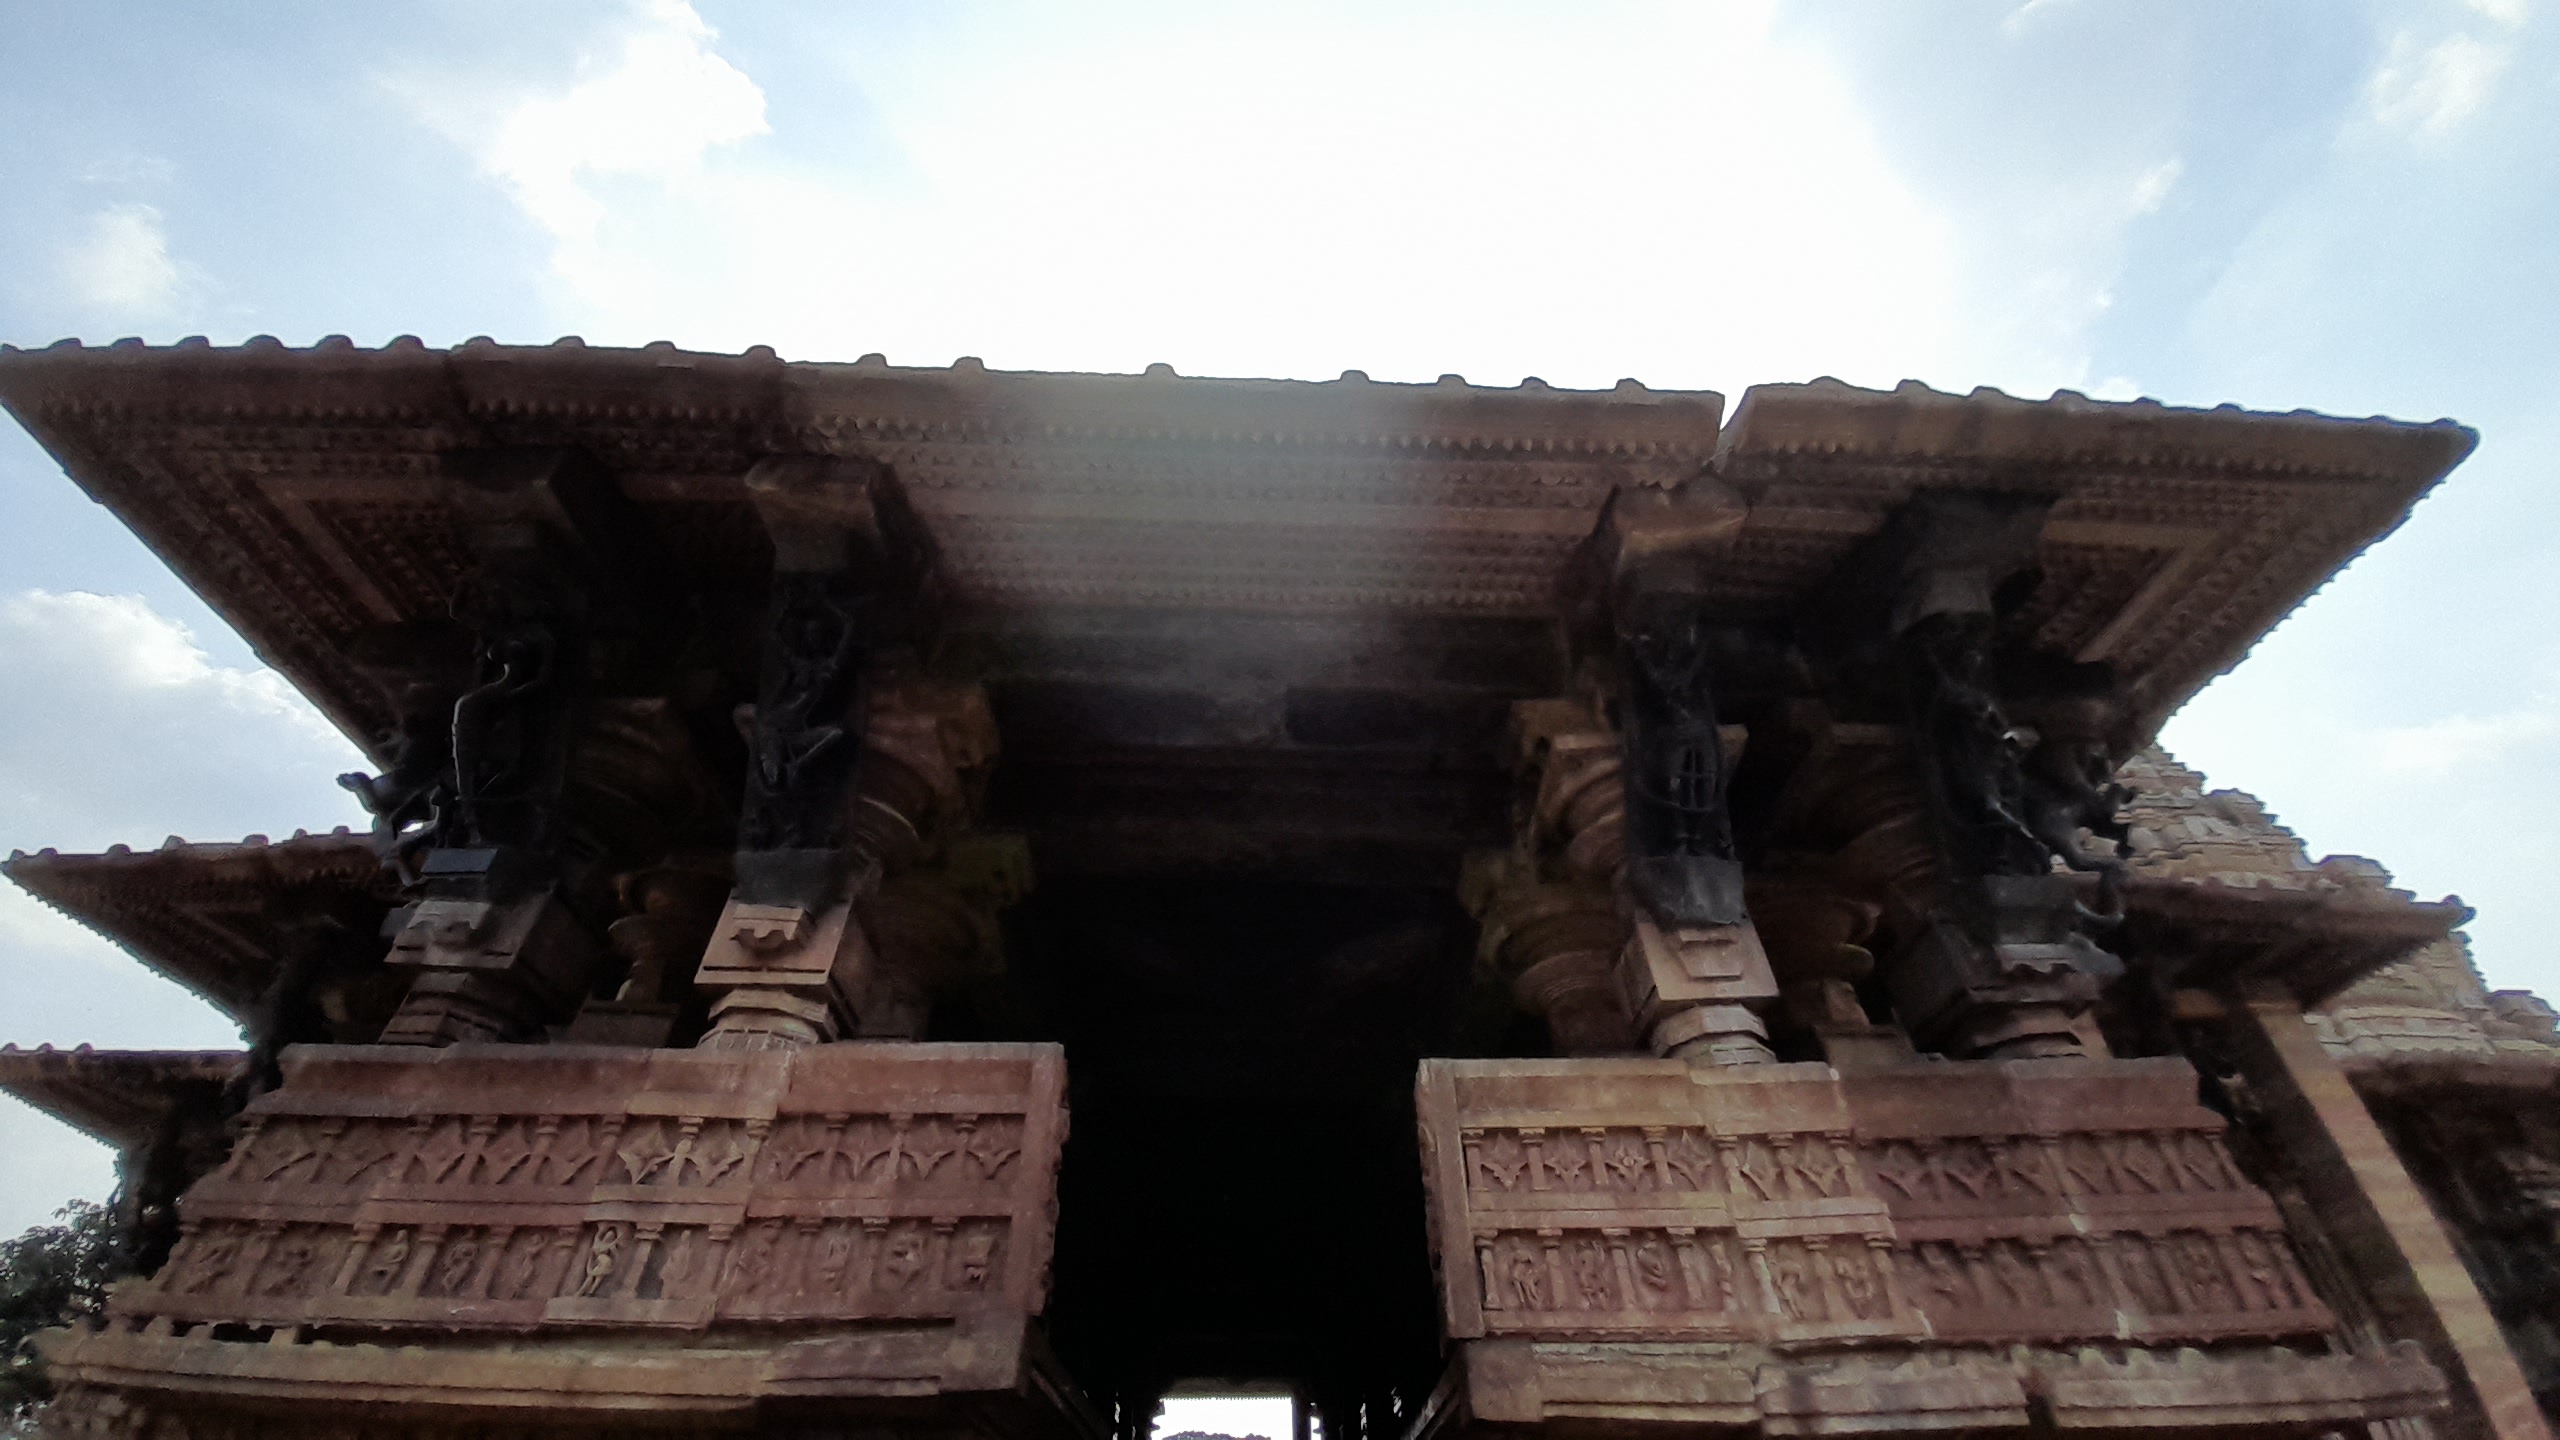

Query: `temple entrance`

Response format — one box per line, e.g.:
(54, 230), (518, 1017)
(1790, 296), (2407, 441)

(994, 878), (1482, 1440)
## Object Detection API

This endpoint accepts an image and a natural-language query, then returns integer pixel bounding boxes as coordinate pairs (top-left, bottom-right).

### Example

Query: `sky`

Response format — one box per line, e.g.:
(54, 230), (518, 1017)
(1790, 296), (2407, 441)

(0, 0), (2553, 1274)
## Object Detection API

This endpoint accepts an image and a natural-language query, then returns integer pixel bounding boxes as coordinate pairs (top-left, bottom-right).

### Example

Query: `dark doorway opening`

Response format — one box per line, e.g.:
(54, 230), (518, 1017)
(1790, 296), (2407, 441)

(1000, 878), (1477, 1440)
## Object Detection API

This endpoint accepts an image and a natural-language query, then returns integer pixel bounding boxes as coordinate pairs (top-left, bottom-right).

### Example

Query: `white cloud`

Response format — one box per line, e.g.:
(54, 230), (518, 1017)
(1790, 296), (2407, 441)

(2001, 0), (2079, 38)
(2367, 28), (2515, 138)
(2128, 157), (2183, 215)
(0, 590), (352, 1231)
(403, 4), (1962, 393)
(58, 203), (180, 315)
(78, 153), (176, 186)
(474, 0), (768, 281)
(2366, 705), (2560, 776)
(0, 590), (330, 730)
(0, 589), (362, 855)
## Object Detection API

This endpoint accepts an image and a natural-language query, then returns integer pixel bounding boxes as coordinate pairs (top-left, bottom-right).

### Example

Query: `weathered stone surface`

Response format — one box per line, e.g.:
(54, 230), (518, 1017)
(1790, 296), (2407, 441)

(0, 340), (2526, 1440)
(44, 1041), (1076, 1435)
(1414, 1055), (2432, 1438)
(1421, 1056), (2331, 1348)
(1407, 1339), (2439, 1439)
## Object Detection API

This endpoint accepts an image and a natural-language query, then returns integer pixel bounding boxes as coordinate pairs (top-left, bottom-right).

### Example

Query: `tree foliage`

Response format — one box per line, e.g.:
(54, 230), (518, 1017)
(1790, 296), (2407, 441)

(0, 1201), (116, 1428)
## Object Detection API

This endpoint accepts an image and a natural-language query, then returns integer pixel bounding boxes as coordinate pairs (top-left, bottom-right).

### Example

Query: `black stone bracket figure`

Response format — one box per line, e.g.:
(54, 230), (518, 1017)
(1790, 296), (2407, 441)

(738, 572), (873, 856)
(348, 566), (584, 885)
(2018, 708), (2135, 924)
(1862, 492), (2136, 1055)
(337, 681), (459, 884)
(731, 456), (939, 912)
(339, 448), (690, 878)
(1619, 590), (1747, 927)
(1896, 606), (2051, 883)
(1559, 480), (1756, 929)
(448, 608), (562, 849)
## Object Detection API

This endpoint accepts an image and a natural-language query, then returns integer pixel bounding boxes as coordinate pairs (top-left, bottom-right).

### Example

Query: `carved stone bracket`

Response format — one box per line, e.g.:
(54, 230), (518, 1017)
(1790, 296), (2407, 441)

(693, 886), (877, 1050)
(1849, 492), (2131, 1060)
(696, 457), (1012, 1050)
(347, 449), (689, 1047)
(1485, 481), (1780, 1065)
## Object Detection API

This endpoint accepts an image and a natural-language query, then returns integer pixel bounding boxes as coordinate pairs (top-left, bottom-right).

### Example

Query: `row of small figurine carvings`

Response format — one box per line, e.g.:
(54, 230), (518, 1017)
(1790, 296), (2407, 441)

(133, 1210), (1017, 1326)
(212, 1110), (1032, 1195)
(1457, 1124), (2253, 1206)
(1466, 1223), (2328, 1342)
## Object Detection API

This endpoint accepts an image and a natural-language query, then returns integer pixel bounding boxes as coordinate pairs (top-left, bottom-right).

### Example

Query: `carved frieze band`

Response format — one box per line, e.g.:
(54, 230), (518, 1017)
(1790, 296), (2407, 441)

(1421, 1060), (2336, 1350)
(119, 1044), (1064, 1335)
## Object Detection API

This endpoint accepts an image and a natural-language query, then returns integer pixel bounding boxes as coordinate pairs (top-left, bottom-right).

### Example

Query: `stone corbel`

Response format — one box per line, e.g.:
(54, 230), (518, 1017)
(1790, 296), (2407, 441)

(1575, 481), (1781, 1065)
(694, 887), (879, 1050)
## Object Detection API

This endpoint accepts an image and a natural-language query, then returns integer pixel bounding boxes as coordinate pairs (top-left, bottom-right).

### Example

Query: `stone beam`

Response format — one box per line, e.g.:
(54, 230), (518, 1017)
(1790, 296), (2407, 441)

(2230, 988), (2553, 1440)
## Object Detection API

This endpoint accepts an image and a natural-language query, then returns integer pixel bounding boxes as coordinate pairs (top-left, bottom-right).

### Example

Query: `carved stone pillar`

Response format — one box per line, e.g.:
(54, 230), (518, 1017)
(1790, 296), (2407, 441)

(694, 456), (1010, 1051)
(1469, 482), (1786, 1063)
(1590, 485), (1779, 1065)
(350, 449), (683, 1046)
(1746, 872), (1917, 1072)
(699, 457), (900, 1050)
(562, 860), (729, 1046)
(1462, 845), (1635, 1057)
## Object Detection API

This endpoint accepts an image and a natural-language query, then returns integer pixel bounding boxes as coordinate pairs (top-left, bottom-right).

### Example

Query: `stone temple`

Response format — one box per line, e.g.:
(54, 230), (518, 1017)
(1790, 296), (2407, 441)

(0, 337), (2552, 1440)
